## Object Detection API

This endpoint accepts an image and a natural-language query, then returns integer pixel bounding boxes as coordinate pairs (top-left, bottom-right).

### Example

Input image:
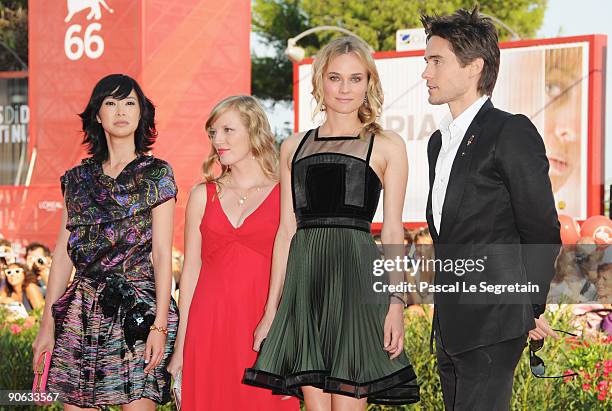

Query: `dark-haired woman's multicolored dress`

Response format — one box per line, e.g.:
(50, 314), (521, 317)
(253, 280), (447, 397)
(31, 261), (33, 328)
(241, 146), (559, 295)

(47, 155), (179, 407)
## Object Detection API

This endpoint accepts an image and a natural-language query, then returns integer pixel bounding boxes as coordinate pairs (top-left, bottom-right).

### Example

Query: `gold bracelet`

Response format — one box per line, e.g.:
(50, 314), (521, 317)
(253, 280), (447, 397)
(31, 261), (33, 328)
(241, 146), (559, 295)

(149, 324), (168, 335)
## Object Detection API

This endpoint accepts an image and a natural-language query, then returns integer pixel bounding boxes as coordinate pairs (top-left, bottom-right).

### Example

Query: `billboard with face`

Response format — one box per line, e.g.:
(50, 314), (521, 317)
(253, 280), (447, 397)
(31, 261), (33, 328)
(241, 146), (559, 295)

(295, 35), (606, 223)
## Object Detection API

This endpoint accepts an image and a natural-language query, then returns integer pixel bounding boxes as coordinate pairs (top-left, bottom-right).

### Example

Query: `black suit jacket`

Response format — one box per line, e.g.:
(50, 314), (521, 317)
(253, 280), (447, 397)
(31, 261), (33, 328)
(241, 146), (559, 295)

(426, 99), (561, 355)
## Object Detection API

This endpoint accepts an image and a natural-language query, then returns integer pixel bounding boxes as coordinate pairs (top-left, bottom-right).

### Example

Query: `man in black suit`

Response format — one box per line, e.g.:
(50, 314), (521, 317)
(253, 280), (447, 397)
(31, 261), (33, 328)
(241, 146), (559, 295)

(420, 8), (562, 410)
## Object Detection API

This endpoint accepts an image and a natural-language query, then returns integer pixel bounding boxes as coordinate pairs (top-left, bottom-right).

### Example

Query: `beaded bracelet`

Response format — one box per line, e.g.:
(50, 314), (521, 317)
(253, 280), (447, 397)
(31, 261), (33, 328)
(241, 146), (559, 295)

(149, 325), (168, 335)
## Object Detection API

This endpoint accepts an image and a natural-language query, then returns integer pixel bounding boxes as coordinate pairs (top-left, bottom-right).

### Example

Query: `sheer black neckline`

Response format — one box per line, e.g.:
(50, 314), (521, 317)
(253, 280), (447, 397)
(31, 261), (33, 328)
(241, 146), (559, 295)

(314, 127), (361, 141)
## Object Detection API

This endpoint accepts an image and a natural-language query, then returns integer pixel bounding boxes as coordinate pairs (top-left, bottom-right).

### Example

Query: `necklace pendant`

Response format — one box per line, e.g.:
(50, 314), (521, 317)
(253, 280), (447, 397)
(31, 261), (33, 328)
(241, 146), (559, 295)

(239, 197), (245, 206)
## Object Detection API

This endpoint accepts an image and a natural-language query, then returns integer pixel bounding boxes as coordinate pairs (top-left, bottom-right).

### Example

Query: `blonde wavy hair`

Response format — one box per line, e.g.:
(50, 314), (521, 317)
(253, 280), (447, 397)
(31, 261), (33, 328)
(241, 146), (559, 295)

(202, 95), (278, 183)
(311, 36), (384, 138)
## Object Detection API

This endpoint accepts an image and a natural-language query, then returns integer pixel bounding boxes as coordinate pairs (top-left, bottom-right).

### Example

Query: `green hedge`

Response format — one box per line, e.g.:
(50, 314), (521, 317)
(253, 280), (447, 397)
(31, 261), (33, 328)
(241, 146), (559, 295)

(1, 306), (610, 410)
(396, 306), (612, 410)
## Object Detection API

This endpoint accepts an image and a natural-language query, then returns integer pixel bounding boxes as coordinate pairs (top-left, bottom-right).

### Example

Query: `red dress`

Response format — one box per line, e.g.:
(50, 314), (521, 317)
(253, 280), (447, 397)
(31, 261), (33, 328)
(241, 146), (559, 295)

(182, 183), (299, 410)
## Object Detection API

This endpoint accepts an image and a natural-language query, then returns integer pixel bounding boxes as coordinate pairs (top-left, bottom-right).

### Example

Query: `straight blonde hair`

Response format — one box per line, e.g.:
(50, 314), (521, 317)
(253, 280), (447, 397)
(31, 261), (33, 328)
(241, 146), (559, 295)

(311, 36), (384, 138)
(202, 95), (278, 183)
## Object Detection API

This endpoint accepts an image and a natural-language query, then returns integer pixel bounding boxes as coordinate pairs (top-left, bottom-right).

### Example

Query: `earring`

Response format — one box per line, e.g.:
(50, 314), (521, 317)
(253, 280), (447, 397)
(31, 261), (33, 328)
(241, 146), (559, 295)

(320, 103), (326, 112)
(251, 155), (256, 160)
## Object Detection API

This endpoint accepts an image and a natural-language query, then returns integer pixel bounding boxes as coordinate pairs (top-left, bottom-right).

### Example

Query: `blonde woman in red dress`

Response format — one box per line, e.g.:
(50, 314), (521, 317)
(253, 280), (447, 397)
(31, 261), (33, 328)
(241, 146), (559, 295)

(167, 95), (299, 410)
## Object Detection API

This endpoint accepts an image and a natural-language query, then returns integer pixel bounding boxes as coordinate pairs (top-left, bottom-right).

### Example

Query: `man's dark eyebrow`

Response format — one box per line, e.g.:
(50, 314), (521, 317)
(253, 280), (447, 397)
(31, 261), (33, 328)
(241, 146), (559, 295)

(424, 55), (444, 61)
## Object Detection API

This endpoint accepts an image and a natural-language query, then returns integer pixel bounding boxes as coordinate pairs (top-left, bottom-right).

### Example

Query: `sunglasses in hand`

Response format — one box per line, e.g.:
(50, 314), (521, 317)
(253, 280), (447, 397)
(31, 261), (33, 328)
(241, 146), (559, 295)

(528, 329), (579, 379)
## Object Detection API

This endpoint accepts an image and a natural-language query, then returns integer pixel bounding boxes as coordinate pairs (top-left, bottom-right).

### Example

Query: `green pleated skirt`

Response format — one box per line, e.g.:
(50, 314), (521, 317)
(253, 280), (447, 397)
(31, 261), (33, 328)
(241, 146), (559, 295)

(243, 227), (420, 405)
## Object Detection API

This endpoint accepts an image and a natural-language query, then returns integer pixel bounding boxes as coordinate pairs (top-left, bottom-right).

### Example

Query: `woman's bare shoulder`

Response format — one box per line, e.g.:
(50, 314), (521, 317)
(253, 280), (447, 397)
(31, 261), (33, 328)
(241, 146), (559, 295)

(375, 129), (406, 153)
(281, 131), (307, 152)
(187, 182), (208, 210)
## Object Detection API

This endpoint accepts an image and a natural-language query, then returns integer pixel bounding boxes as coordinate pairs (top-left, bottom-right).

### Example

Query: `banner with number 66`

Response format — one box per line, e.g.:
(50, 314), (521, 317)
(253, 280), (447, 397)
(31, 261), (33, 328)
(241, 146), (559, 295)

(29, 0), (140, 187)
(24, 0), (251, 251)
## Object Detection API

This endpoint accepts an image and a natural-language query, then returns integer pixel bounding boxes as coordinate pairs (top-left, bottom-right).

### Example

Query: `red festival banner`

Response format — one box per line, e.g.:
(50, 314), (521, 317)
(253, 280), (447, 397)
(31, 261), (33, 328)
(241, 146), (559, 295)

(6, 0), (251, 251)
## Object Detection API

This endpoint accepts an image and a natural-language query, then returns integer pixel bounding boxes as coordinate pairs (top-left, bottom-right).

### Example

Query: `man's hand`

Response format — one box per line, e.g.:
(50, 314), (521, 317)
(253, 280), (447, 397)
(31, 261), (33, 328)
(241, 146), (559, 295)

(529, 315), (560, 340)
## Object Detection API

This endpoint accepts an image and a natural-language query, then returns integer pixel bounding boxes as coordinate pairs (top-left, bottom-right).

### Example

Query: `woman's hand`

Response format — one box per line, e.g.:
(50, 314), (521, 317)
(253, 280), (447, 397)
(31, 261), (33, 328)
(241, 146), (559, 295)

(166, 345), (183, 378)
(383, 305), (405, 360)
(32, 317), (55, 371)
(253, 313), (275, 352)
(32, 202), (74, 372)
(144, 327), (167, 373)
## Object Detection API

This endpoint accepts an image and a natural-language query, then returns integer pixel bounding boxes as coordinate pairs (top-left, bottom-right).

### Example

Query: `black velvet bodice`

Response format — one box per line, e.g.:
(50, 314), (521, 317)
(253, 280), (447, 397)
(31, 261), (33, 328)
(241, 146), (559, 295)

(292, 128), (382, 232)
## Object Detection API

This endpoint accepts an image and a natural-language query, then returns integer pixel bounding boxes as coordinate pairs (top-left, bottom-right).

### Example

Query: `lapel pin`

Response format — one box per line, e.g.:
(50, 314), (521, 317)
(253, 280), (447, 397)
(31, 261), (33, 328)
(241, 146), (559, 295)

(467, 135), (475, 146)
(461, 151), (466, 157)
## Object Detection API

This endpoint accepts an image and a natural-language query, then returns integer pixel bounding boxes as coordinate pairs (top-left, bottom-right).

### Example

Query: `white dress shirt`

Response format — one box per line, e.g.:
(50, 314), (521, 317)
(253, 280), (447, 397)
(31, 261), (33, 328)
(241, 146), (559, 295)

(432, 95), (489, 234)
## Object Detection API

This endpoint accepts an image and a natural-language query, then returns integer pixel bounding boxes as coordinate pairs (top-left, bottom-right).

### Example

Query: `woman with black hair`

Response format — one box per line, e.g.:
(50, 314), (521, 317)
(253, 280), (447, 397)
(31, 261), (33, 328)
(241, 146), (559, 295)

(32, 74), (178, 410)
(0, 262), (45, 311)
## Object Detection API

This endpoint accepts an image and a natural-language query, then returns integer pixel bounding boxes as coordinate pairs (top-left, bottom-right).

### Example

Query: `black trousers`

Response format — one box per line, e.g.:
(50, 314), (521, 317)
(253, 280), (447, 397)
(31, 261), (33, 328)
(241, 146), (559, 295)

(435, 335), (527, 411)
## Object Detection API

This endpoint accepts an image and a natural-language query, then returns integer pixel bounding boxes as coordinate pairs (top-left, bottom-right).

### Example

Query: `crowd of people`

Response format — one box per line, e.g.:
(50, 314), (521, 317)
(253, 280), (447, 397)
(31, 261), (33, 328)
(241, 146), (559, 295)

(0, 238), (184, 320)
(550, 238), (612, 336)
(551, 238), (612, 304)
(0, 239), (52, 318)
